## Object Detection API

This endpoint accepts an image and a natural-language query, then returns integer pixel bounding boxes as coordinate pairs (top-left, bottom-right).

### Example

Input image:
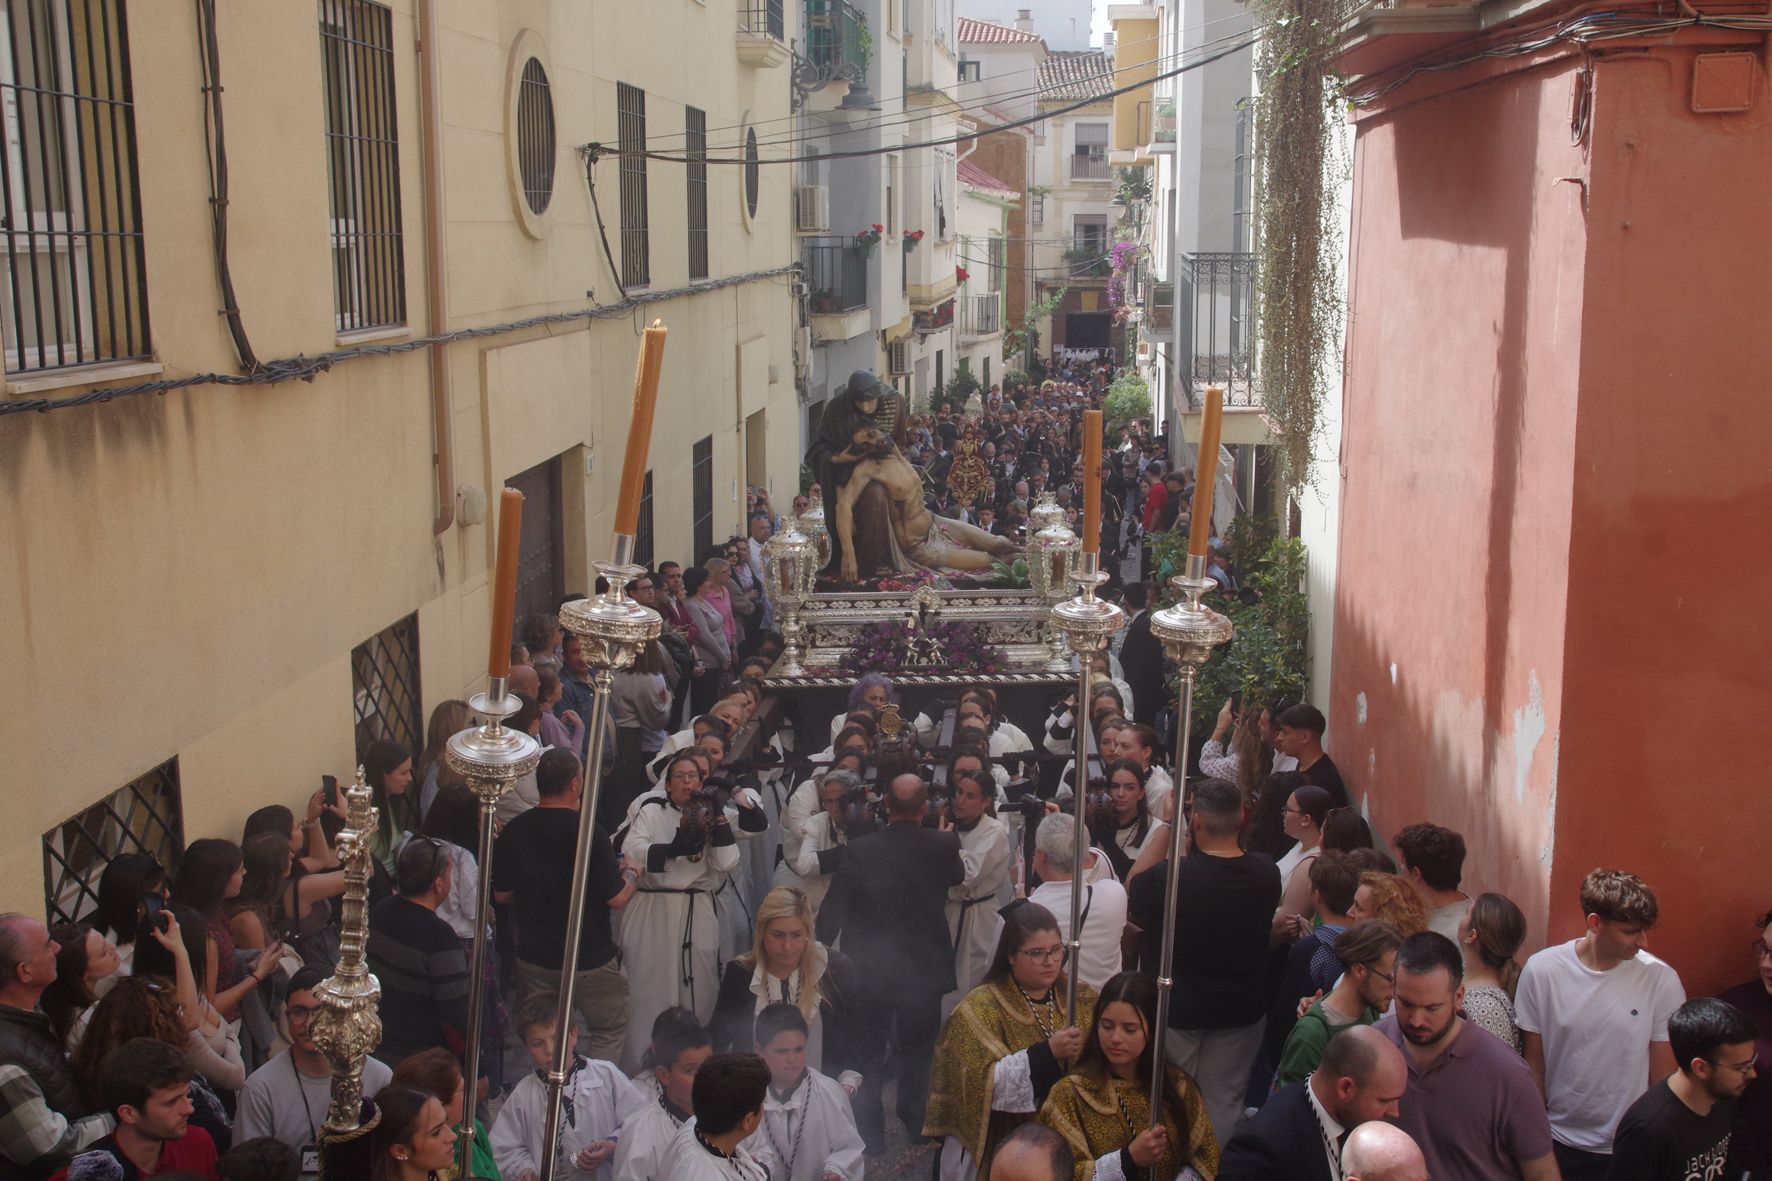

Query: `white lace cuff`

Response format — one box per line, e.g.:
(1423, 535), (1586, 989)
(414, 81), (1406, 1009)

(990, 1050), (1035, 1113)
(1093, 1151), (1128, 1181)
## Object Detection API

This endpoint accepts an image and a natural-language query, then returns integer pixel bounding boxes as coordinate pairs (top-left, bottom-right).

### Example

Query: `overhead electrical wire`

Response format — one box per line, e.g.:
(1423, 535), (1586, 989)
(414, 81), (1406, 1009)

(589, 32), (1261, 170)
(637, 16), (1258, 150)
(707, 26), (1261, 158)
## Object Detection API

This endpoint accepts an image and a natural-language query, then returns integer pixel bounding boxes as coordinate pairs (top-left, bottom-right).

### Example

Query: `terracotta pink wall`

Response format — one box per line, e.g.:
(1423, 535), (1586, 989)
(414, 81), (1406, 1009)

(1554, 48), (1772, 995)
(1330, 58), (1592, 955)
(1331, 40), (1772, 995)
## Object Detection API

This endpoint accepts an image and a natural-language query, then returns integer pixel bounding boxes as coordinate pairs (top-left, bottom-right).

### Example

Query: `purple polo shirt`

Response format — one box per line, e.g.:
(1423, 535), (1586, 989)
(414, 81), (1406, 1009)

(1376, 1012), (1555, 1181)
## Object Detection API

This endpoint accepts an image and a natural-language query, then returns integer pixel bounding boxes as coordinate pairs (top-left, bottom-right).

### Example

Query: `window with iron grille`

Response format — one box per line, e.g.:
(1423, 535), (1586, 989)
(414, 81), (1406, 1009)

(1031, 192), (1044, 227)
(692, 435), (713, 563)
(635, 469), (655, 569)
(686, 107), (708, 281)
(617, 82), (649, 287)
(517, 58), (555, 215)
(986, 236), (1004, 292)
(43, 760), (183, 926)
(0, 0), (150, 375)
(321, 0), (406, 333)
(351, 612), (423, 763)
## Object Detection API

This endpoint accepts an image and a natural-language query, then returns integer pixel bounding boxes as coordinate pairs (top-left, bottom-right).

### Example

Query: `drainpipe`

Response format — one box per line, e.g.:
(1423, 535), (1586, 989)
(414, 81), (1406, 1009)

(418, 0), (454, 536)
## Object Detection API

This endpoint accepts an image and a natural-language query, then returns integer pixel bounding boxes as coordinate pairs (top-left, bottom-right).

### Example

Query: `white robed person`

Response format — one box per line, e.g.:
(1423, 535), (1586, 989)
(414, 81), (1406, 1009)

(659, 1052), (774, 1181)
(612, 1006), (713, 1181)
(620, 749), (741, 1072)
(942, 769), (1014, 1018)
(774, 750), (869, 904)
(491, 991), (649, 1181)
(742, 1003), (866, 1181)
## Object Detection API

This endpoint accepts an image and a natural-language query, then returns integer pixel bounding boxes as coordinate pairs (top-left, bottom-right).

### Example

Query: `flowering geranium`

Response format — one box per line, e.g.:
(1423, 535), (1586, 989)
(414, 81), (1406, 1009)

(855, 224), (884, 248)
(956, 266), (970, 284)
(905, 229), (926, 242)
(836, 619), (1006, 678)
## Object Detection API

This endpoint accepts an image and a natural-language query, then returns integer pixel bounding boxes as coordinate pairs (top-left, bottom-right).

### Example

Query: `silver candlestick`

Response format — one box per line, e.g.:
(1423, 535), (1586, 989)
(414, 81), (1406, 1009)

(442, 678), (542, 1175)
(545, 534), (662, 1176)
(1048, 548), (1124, 1025)
(1145, 553), (1232, 1124)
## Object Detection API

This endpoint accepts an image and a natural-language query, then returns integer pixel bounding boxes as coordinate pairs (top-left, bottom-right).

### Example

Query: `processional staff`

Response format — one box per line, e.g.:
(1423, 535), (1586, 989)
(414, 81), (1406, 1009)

(1049, 409), (1124, 1026)
(1146, 387), (1233, 1123)
(541, 322), (668, 1177)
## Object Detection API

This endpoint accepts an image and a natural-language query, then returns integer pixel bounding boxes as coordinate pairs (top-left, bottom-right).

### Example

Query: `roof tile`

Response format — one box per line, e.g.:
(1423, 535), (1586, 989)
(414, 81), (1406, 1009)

(957, 16), (1045, 45)
(1039, 50), (1114, 101)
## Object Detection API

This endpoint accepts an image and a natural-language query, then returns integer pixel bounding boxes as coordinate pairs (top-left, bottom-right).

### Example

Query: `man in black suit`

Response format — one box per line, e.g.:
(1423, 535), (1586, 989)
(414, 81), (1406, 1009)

(1219, 1025), (1409, 1181)
(1117, 581), (1165, 728)
(817, 772), (965, 1150)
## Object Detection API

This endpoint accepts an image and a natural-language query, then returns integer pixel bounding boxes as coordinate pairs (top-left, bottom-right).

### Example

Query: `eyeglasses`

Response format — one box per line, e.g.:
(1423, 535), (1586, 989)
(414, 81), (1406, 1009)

(1710, 1054), (1759, 1076)
(1752, 941), (1772, 962)
(287, 1004), (323, 1022)
(1366, 965), (1396, 985)
(1279, 807), (1304, 817)
(1016, 945), (1068, 964)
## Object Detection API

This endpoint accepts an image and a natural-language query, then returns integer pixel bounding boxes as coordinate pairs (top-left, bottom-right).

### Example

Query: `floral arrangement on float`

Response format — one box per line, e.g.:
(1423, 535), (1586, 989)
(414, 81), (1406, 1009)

(836, 618), (1006, 677)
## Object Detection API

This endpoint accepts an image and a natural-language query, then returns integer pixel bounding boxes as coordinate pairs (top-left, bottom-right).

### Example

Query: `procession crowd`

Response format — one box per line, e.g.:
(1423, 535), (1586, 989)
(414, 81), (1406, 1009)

(0, 361), (1766, 1181)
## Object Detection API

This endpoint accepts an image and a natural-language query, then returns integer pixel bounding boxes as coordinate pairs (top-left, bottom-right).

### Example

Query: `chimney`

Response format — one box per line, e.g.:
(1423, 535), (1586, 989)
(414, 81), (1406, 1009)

(1015, 8), (1034, 33)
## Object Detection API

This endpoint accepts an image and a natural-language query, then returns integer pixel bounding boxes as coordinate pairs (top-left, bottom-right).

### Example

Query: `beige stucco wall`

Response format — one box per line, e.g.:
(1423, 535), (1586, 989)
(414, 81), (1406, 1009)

(0, 1), (797, 911)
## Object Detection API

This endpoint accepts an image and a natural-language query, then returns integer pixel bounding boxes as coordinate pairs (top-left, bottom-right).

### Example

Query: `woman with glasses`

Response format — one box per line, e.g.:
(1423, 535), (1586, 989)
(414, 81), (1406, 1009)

(1037, 971), (1219, 1181)
(619, 750), (740, 1073)
(1271, 784), (1335, 946)
(925, 901), (1096, 1181)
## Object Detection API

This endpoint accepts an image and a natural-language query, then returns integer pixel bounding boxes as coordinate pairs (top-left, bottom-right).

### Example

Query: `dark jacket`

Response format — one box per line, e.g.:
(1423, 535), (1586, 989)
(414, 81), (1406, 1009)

(709, 947), (866, 1075)
(0, 1006), (82, 1124)
(1218, 1079), (1334, 1181)
(816, 821), (964, 996)
(1118, 608), (1165, 727)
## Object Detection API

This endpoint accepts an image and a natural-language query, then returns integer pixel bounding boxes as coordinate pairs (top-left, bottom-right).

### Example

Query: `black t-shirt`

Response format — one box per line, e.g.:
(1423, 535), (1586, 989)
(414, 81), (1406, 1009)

(1299, 753), (1349, 808)
(1609, 1080), (1735, 1181)
(1127, 850), (1281, 1029)
(491, 807), (624, 971)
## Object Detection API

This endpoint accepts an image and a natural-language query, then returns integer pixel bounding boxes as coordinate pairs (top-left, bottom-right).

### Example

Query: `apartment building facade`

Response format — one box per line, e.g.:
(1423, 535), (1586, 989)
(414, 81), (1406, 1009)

(1, 1), (799, 920)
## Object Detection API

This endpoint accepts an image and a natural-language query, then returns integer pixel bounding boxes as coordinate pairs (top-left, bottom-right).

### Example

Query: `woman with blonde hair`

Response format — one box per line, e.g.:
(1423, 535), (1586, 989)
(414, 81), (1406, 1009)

(1351, 870), (1431, 936)
(414, 698), (473, 822)
(709, 886), (865, 1082)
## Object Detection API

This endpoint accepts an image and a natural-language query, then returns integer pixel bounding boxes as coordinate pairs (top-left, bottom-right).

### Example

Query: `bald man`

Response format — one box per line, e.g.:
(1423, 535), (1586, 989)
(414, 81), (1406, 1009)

(1220, 1025), (1409, 1181)
(0, 915), (112, 1173)
(1343, 1122), (1431, 1181)
(817, 773), (964, 1149)
(989, 1123), (1076, 1181)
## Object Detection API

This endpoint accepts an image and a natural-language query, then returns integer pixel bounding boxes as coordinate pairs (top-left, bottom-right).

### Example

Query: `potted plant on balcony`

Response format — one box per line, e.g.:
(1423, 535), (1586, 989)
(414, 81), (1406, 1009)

(810, 289), (841, 314)
(854, 224), (883, 257)
(955, 265), (969, 285)
(902, 229), (925, 254)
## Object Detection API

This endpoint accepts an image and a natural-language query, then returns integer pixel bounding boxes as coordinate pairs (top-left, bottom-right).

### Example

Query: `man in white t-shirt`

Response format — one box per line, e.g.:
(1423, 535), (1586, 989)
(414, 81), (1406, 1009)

(1028, 813), (1128, 992)
(1515, 868), (1685, 1181)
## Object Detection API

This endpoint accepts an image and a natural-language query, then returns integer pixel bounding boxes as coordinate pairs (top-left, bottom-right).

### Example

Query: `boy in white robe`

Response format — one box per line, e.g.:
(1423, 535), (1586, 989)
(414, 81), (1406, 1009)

(659, 1053), (772, 1181)
(742, 1004), (866, 1181)
(941, 772), (1013, 1018)
(614, 1007), (713, 1181)
(492, 992), (648, 1181)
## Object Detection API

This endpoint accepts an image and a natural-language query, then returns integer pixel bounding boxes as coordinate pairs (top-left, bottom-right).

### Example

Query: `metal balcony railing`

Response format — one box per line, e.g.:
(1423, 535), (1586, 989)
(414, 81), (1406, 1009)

(959, 292), (1001, 337)
(739, 0), (786, 39)
(1070, 154), (1111, 181)
(803, 235), (868, 313)
(805, 0), (868, 78)
(1181, 251), (1258, 407)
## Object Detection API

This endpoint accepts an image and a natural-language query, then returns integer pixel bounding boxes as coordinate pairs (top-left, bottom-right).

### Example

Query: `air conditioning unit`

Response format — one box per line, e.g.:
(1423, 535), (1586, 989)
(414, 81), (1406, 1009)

(795, 185), (830, 233)
(887, 341), (910, 376)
